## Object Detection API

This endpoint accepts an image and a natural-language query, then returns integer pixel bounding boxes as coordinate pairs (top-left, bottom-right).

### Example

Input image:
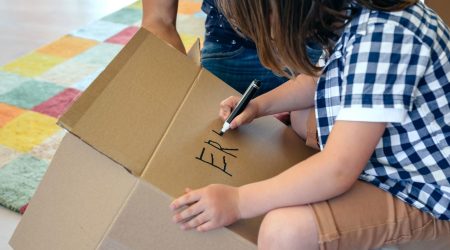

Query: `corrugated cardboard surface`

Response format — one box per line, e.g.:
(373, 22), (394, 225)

(59, 29), (201, 176)
(143, 69), (314, 192)
(142, 69), (316, 242)
(10, 133), (137, 250)
(98, 180), (255, 250)
(187, 38), (201, 67)
(11, 28), (317, 249)
(11, 133), (256, 250)
(427, 0), (450, 26)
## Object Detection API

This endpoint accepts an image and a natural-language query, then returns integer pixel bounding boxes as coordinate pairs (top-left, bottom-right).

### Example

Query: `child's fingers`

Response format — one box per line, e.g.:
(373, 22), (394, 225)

(229, 101), (258, 129)
(170, 190), (200, 211)
(219, 96), (241, 121)
(196, 219), (217, 232)
(230, 114), (245, 129)
(219, 97), (234, 120)
(180, 211), (210, 230)
(230, 108), (253, 129)
(219, 104), (230, 121)
(172, 202), (204, 224)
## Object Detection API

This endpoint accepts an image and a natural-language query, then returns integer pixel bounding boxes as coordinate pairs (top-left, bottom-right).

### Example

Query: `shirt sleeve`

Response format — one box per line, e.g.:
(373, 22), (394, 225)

(336, 22), (430, 123)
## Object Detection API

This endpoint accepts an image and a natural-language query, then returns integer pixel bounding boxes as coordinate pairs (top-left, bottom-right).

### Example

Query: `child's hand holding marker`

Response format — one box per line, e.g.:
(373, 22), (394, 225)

(218, 80), (261, 135)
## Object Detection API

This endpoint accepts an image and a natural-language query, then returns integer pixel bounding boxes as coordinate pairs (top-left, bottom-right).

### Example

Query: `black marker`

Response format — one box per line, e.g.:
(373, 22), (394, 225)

(219, 80), (261, 136)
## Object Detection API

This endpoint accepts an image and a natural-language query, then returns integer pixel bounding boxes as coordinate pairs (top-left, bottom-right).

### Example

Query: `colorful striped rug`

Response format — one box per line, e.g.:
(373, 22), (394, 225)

(0, 0), (205, 213)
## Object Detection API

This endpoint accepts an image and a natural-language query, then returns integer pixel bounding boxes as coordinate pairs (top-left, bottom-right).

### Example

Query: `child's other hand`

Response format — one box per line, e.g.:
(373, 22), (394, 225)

(170, 184), (241, 232)
(219, 96), (259, 129)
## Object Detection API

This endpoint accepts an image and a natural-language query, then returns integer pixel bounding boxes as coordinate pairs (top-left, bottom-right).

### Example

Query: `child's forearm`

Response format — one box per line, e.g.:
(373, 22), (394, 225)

(237, 151), (356, 219)
(255, 74), (317, 117)
(237, 121), (386, 219)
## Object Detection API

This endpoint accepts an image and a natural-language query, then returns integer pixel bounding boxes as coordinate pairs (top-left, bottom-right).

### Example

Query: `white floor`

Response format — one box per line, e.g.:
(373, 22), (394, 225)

(0, 0), (136, 65)
(0, 0), (135, 248)
(0, 207), (20, 250)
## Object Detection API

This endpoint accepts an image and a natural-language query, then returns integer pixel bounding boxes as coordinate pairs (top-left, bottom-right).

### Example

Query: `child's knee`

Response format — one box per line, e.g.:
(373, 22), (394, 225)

(258, 206), (318, 250)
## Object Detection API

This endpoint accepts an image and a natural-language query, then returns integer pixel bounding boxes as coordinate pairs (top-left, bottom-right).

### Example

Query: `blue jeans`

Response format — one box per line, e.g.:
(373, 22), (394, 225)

(200, 0), (322, 96)
(201, 41), (288, 95)
(201, 40), (323, 96)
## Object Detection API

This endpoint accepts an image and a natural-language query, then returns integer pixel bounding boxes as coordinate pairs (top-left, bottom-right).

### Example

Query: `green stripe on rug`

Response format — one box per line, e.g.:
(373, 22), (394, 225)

(0, 155), (48, 212)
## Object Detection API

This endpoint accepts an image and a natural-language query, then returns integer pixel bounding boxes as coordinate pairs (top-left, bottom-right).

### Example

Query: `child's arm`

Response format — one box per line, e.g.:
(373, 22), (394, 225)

(255, 73), (318, 115)
(238, 120), (386, 218)
(170, 120), (386, 231)
(219, 74), (317, 129)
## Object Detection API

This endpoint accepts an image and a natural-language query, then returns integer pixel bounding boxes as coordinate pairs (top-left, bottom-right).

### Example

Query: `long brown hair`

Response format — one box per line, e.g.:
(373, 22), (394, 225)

(217, 0), (418, 77)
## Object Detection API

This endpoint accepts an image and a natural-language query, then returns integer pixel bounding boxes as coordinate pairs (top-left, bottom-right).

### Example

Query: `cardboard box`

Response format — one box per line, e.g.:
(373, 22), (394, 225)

(10, 28), (316, 249)
(426, 0), (450, 26)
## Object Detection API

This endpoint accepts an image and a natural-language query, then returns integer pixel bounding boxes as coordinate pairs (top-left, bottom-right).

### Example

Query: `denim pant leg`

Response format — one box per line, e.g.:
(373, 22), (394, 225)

(201, 41), (288, 95)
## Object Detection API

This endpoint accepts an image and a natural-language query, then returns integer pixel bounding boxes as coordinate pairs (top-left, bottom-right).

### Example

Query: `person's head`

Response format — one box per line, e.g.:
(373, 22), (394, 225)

(217, 0), (418, 77)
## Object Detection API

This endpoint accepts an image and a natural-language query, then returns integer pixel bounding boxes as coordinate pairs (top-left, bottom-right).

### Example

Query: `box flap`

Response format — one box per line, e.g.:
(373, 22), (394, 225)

(58, 28), (201, 176)
(10, 133), (137, 250)
(98, 180), (256, 250)
(187, 38), (201, 66)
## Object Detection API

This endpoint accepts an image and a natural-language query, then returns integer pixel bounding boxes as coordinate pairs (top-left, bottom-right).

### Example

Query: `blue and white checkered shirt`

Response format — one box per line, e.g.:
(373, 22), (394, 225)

(315, 1), (450, 220)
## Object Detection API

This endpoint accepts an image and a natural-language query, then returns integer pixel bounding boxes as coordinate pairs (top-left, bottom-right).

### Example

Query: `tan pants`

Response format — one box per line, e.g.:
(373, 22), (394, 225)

(304, 109), (450, 250)
(310, 181), (450, 250)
